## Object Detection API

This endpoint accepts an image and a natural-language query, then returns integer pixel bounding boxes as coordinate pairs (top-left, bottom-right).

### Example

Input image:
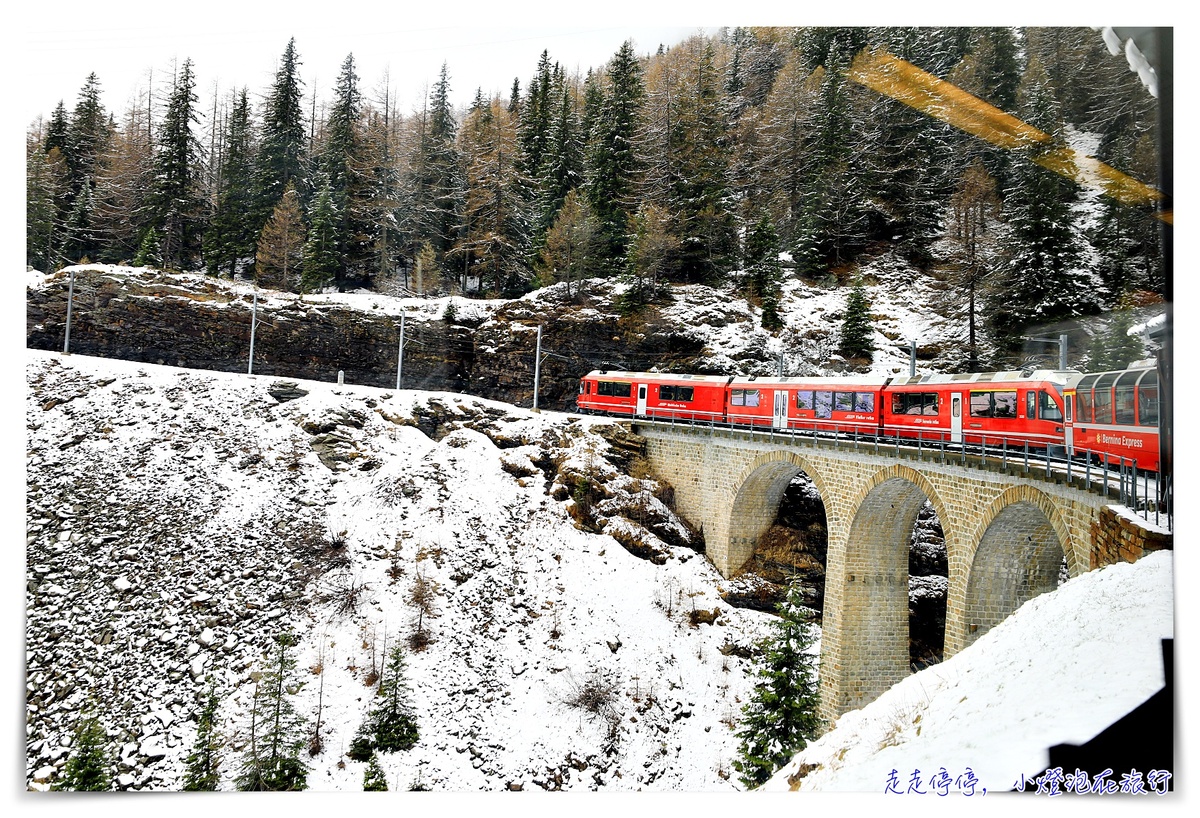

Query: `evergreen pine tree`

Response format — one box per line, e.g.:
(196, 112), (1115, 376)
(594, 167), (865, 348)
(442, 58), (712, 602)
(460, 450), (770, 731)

(455, 94), (530, 296)
(538, 69), (584, 241)
(149, 59), (206, 270)
(183, 680), (223, 791)
(745, 216), (784, 331)
(322, 53), (374, 287)
(302, 178), (341, 293)
(1089, 303), (1144, 371)
(363, 753), (388, 791)
(64, 73), (110, 208)
(585, 40), (645, 276)
(26, 128), (67, 270)
(408, 64), (464, 269)
(54, 713), (111, 791)
(348, 643), (419, 761)
(256, 39), (307, 234)
(839, 280), (875, 362)
(733, 582), (821, 789)
(667, 39), (737, 284)
(205, 89), (257, 276)
(133, 226), (161, 268)
(236, 634), (308, 791)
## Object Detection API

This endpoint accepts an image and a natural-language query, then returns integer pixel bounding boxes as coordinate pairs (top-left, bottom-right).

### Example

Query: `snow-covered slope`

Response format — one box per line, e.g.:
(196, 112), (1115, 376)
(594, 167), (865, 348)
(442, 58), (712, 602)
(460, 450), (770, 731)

(25, 349), (773, 792)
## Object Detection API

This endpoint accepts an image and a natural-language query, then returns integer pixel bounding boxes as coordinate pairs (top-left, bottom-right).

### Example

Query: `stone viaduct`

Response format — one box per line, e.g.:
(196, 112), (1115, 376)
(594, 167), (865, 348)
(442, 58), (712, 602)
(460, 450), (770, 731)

(633, 421), (1161, 726)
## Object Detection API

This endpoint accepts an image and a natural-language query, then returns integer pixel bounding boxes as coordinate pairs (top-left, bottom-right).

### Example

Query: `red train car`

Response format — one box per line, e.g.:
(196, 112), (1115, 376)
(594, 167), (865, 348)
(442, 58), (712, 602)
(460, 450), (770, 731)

(575, 364), (1161, 473)
(577, 370), (730, 422)
(882, 370), (1070, 448)
(724, 375), (887, 433)
(1065, 364), (1160, 472)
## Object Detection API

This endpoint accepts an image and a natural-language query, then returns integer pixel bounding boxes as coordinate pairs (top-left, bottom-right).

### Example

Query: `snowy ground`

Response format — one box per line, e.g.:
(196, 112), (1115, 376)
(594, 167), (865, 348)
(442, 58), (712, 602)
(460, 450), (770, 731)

(23, 349), (774, 794)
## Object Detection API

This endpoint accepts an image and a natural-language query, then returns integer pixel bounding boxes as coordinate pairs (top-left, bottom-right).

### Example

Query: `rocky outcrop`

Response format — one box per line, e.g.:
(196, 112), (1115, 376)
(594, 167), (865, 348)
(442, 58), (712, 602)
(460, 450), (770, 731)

(26, 268), (721, 413)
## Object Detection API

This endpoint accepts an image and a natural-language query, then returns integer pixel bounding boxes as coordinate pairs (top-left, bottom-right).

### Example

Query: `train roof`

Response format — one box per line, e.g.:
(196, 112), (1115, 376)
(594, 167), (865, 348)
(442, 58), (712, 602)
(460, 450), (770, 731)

(889, 369), (1077, 387)
(728, 374), (890, 386)
(584, 370), (733, 383)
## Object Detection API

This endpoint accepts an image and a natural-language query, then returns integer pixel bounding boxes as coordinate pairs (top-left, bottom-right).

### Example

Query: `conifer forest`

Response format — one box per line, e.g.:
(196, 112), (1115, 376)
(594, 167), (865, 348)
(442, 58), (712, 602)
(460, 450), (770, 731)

(25, 26), (1166, 367)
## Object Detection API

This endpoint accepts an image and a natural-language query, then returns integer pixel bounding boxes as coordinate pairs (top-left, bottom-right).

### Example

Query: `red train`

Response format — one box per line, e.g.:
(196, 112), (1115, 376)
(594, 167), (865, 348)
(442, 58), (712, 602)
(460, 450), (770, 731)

(576, 364), (1161, 472)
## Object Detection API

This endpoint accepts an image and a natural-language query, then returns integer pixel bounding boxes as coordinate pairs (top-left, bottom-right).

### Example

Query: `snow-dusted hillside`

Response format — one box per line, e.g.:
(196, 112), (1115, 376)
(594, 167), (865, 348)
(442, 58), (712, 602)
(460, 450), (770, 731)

(25, 349), (775, 792)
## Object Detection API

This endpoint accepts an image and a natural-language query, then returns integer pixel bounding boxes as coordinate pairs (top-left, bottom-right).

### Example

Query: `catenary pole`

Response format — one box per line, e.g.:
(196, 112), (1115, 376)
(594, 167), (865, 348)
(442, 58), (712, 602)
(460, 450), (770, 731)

(62, 268), (76, 355)
(396, 314), (406, 390)
(247, 290), (257, 375)
(533, 324), (542, 412)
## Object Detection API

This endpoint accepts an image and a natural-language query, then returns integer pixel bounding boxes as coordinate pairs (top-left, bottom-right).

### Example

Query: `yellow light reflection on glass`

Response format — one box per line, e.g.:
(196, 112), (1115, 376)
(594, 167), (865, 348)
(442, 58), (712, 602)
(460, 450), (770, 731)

(849, 49), (1170, 224)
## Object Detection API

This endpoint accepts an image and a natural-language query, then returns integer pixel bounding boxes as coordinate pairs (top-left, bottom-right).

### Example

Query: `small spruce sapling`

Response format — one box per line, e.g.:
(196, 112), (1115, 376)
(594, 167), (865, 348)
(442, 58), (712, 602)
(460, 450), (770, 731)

(182, 679), (223, 790)
(363, 752), (388, 791)
(733, 581), (821, 789)
(838, 280), (876, 364)
(348, 643), (420, 761)
(54, 711), (111, 791)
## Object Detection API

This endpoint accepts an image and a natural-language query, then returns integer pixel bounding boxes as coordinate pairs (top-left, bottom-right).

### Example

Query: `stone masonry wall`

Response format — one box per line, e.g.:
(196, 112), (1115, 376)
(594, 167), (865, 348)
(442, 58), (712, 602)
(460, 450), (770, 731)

(1090, 505), (1173, 568)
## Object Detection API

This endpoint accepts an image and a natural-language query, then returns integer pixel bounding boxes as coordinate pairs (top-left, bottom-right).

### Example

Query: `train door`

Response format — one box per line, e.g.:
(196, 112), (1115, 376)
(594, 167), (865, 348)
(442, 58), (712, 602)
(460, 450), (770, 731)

(1064, 392), (1075, 455)
(950, 392), (963, 443)
(636, 383), (648, 417)
(773, 390), (788, 430)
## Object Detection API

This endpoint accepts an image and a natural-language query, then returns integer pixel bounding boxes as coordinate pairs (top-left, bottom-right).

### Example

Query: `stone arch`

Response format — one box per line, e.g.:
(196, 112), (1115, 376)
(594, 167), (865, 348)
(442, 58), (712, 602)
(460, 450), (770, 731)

(958, 485), (1072, 649)
(725, 450), (835, 576)
(821, 464), (951, 719)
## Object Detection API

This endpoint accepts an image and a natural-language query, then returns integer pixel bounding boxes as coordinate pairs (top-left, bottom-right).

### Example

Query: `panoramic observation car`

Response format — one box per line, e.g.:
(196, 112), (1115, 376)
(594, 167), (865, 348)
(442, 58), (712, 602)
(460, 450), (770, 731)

(1065, 363), (1160, 472)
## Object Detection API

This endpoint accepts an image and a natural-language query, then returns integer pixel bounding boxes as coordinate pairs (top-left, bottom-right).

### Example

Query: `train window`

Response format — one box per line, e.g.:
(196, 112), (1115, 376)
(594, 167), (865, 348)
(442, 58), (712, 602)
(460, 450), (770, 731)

(891, 392), (936, 415)
(732, 389), (761, 407)
(661, 385), (694, 402)
(1077, 389), (1093, 423)
(815, 391), (833, 419)
(580, 382), (586, 395)
(1040, 391), (1063, 421)
(795, 390), (814, 410)
(598, 381), (631, 398)
(835, 392), (855, 412)
(1092, 388), (1113, 424)
(969, 392), (991, 417)
(855, 393), (876, 413)
(970, 390), (1017, 418)
(1115, 387), (1136, 425)
(1026, 391), (1036, 419)
(1138, 372), (1159, 427)
(994, 391), (1017, 418)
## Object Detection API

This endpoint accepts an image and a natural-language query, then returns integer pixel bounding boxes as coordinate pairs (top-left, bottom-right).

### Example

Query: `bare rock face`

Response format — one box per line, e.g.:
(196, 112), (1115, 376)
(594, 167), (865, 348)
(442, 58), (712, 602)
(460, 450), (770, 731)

(27, 269), (730, 413)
